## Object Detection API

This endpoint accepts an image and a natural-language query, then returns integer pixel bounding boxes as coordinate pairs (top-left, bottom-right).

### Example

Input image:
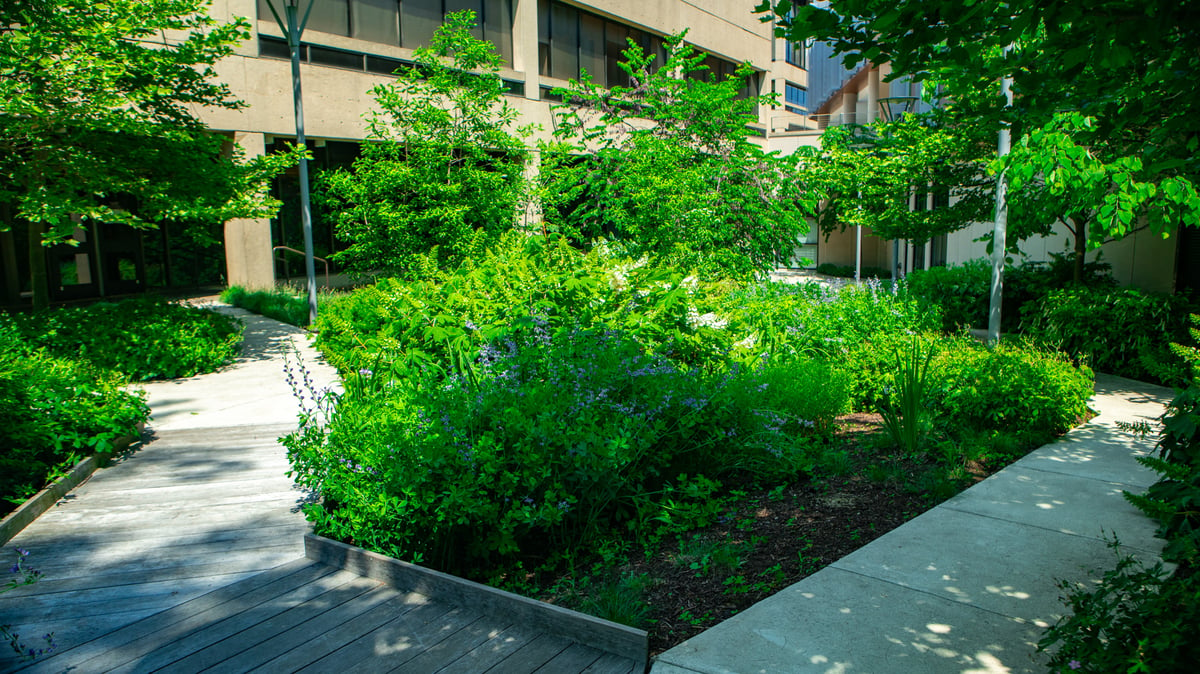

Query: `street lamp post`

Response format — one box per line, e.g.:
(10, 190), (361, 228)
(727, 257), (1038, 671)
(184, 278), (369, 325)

(267, 0), (319, 326)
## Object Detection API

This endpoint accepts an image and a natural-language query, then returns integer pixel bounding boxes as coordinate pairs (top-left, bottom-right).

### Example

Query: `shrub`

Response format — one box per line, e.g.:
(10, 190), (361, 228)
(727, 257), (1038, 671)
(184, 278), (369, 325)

(906, 254), (1116, 332)
(314, 233), (745, 377)
(905, 259), (991, 330)
(10, 296), (243, 381)
(0, 318), (148, 512)
(285, 325), (843, 578)
(1022, 286), (1193, 385)
(815, 262), (892, 279)
(320, 12), (527, 276)
(930, 340), (1094, 436)
(1039, 545), (1199, 674)
(221, 285), (310, 327)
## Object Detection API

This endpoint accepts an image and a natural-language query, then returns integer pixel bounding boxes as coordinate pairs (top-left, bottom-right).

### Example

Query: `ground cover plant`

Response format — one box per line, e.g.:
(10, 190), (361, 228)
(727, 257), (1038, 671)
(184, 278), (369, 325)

(221, 285), (312, 328)
(286, 237), (1095, 651)
(0, 315), (149, 515)
(8, 296), (242, 381)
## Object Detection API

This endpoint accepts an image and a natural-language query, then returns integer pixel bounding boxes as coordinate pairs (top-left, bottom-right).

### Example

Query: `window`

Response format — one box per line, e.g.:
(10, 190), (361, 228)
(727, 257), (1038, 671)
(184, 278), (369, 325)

(785, 82), (806, 113)
(784, 40), (807, 69)
(256, 1), (513, 57)
(351, 0), (400, 46)
(781, 2), (809, 69)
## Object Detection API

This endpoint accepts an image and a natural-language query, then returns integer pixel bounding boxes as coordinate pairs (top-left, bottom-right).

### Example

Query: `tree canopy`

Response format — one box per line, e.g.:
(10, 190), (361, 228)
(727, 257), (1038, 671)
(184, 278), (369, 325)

(320, 11), (530, 278)
(759, 0), (1200, 277)
(0, 0), (290, 309)
(540, 34), (815, 279)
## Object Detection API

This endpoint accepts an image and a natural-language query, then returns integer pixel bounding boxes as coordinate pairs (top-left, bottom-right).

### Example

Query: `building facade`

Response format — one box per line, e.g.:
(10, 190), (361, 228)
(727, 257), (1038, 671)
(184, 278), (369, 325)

(203, 0), (817, 290)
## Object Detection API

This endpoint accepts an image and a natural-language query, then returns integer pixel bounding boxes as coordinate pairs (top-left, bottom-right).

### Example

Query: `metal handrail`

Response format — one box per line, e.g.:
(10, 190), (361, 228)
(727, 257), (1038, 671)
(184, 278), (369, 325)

(272, 245), (330, 288)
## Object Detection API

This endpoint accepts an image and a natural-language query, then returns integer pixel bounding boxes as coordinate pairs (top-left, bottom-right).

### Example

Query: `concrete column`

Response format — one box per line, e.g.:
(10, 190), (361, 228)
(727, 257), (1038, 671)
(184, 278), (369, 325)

(865, 67), (880, 123)
(224, 131), (276, 290)
(513, 0), (541, 100)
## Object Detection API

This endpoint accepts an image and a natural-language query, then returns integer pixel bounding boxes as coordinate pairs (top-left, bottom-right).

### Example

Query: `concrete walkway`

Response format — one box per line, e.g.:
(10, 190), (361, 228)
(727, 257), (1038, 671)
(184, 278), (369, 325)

(653, 374), (1173, 674)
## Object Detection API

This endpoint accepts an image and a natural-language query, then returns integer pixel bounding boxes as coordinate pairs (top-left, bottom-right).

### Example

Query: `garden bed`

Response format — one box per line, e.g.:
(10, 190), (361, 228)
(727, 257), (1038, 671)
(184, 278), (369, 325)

(521, 412), (1032, 654)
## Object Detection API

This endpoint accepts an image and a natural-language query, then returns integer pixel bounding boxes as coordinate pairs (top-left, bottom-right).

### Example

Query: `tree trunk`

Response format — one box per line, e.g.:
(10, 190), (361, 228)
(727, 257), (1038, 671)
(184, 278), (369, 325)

(28, 219), (49, 311)
(1070, 215), (1087, 284)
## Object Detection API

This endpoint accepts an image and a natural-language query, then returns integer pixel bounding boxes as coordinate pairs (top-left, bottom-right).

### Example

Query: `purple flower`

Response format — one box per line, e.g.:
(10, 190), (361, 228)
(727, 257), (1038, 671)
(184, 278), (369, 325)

(1068, 661), (1081, 671)
(358, 368), (373, 377)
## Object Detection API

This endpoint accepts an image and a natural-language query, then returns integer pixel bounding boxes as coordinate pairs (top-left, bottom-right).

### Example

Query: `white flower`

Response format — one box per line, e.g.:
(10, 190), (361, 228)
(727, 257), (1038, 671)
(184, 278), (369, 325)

(735, 333), (758, 349)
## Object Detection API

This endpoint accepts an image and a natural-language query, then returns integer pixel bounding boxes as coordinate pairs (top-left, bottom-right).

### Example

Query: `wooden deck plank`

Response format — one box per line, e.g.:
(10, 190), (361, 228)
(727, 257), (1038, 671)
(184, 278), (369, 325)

(5, 532), (305, 578)
(0, 572), (262, 623)
(483, 633), (575, 674)
(245, 588), (431, 673)
(390, 617), (514, 674)
(97, 570), (367, 674)
(7, 520), (305, 551)
(17, 559), (330, 674)
(532, 643), (606, 672)
(12, 542), (304, 583)
(582, 652), (645, 674)
(294, 601), (460, 674)
(433, 625), (539, 674)
(168, 580), (397, 673)
(337, 606), (483, 674)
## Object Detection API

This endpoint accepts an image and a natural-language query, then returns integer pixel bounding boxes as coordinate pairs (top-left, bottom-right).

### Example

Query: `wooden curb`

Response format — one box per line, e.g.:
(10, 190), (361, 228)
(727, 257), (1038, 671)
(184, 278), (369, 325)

(305, 533), (649, 669)
(0, 428), (142, 546)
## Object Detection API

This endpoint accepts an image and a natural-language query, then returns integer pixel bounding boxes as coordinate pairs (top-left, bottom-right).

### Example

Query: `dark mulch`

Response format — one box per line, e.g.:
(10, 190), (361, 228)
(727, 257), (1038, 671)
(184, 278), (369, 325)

(536, 412), (1001, 655)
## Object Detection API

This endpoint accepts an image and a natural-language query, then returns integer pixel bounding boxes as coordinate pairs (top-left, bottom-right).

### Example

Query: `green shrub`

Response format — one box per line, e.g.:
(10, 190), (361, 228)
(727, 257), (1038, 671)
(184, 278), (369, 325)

(0, 318), (148, 512)
(285, 325), (842, 578)
(906, 259), (992, 330)
(815, 262), (891, 279)
(10, 296), (243, 381)
(930, 340), (1094, 436)
(221, 285), (310, 327)
(907, 254), (1116, 332)
(1022, 286), (1193, 385)
(1039, 545), (1200, 673)
(315, 233), (746, 377)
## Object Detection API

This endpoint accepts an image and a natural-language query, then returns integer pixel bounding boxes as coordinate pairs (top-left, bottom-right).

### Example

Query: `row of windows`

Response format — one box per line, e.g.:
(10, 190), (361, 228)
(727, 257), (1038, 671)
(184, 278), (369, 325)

(258, 35), (524, 93)
(256, 0), (514, 64)
(257, 1), (769, 104)
(785, 82), (806, 113)
(536, 0), (759, 99)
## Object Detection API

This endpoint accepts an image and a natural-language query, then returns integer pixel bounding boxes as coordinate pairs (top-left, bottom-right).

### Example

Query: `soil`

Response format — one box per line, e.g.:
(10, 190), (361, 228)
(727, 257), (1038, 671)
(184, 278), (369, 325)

(537, 412), (1000, 656)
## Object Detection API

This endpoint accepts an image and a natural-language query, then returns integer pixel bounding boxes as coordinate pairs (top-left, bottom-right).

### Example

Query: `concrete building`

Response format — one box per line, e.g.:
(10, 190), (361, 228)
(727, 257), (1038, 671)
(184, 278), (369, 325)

(206, 0), (825, 292)
(3, 0), (1190, 305)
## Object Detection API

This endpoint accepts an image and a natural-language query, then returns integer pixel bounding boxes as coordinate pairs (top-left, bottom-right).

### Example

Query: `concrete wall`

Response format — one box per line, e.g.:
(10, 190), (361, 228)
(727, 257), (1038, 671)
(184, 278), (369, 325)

(223, 132), (276, 290)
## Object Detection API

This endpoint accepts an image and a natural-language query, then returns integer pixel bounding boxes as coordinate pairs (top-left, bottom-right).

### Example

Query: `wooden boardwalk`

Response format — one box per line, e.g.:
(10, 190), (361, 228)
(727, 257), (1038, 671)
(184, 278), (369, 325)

(1, 308), (643, 673)
(8, 558), (639, 673)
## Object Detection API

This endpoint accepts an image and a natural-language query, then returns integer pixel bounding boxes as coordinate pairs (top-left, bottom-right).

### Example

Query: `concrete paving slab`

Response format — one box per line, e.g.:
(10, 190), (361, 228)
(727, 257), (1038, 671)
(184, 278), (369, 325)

(654, 568), (1047, 674)
(830, 507), (1151, 624)
(1012, 424), (1159, 488)
(940, 466), (1161, 552)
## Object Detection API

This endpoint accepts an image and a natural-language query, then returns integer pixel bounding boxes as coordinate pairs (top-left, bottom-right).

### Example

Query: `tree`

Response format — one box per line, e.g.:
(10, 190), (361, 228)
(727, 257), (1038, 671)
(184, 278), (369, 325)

(0, 0), (290, 310)
(540, 34), (816, 279)
(795, 114), (994, 247)
(1005, 113), (1200, 282)
(757, 0), (1200, 261)
(319, 11), (530, 278)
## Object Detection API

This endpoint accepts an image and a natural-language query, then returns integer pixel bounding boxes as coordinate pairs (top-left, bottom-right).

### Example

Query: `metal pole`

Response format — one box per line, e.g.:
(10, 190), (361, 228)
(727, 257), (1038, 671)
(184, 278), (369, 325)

(987, 47), (1015, 346)
(855, 191), (862, 284)
(286, 2), (319, 326)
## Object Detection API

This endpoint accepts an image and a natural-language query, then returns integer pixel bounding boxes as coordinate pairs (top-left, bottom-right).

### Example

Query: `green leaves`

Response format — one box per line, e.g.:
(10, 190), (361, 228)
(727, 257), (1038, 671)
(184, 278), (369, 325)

(1, 0), (287, 308)
(321, 11), (527, 277)
(539, 33), (814, 279)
